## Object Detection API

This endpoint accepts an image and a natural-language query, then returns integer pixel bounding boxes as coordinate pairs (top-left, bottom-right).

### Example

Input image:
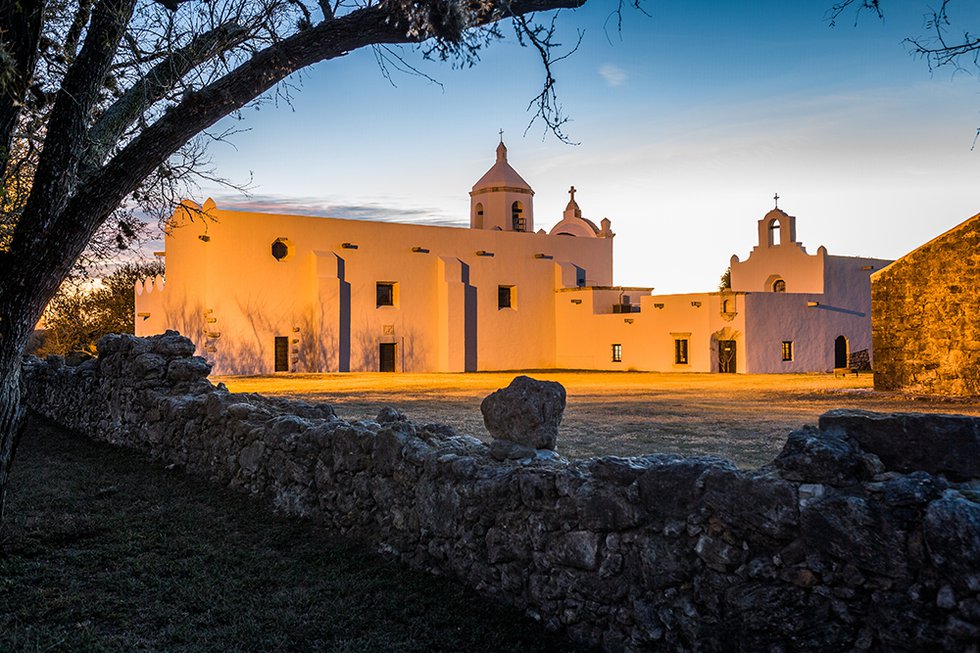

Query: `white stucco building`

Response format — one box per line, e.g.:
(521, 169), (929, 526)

(136, 142), (889, 374)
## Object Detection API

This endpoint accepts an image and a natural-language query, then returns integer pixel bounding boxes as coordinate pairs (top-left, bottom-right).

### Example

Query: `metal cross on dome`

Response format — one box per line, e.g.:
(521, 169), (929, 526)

(569, 185), (577, 201)
(498, 128), (504, 142)
(774, 193), (780, 208)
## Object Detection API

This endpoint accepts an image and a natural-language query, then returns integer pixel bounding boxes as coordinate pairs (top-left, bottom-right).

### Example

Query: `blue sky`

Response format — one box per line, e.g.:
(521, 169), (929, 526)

(196, 1), (980, 293)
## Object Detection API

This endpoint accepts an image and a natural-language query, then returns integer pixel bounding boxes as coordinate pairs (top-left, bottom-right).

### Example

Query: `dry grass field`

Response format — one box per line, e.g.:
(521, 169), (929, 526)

(216, 371), (980, 468)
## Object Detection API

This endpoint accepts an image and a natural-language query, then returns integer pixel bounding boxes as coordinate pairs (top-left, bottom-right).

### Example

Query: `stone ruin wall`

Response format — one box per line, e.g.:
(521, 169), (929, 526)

(872, 215), (980, 396)
(22, 332), (980, 653)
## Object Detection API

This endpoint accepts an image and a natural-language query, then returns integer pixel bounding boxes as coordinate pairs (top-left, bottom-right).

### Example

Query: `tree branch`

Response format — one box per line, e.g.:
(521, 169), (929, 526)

(83, 20), (250, 175)
(4, 0), (587, 328)
(64, 0), (96, 63)
(0, 0), (45, 181)
(18, 0), (137, 243)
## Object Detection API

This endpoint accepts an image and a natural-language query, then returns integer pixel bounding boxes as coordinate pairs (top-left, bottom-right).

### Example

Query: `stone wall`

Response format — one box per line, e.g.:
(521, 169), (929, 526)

(23, 332), (980, 652)
(872, 213), (980, 395)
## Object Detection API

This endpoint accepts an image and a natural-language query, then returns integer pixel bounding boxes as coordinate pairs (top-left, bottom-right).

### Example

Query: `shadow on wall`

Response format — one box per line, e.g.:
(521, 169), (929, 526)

(463, 262), (477, 372)
(338, 256), (351, 372)
(350, 322), (428, 373)
(161, 300), (208, 357)
(296, 308), (337, 373)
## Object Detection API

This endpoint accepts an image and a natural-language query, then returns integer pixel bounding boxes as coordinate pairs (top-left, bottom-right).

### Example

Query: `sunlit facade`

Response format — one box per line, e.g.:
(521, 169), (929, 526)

(136, 143), (888, 374)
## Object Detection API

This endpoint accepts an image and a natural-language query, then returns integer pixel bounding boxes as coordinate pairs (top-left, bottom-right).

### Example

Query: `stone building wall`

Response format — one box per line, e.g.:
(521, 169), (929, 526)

(872, 213), (980, 395)
(22, 332), (980, 652)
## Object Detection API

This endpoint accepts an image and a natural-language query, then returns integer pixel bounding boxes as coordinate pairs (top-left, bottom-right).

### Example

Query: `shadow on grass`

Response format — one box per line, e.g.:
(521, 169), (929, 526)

(0, 415), (590, 653)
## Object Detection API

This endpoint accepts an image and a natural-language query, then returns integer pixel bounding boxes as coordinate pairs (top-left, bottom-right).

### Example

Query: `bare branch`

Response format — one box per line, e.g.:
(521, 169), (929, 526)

(84, 20), (250, 174)
(0, 0), (46, 181)
(19, 0), (138, 242)
(514, 12), (582, 144)
(827, 0), (883, 28)
(604, 0), (649, 44)
(63, 0), (95, 63)
(903, 0), (980, 74)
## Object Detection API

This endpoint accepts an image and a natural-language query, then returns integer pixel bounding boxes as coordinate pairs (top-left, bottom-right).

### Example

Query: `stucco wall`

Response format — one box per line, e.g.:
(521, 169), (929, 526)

(137, 202), (613, 374)
(872, 213), (980, 395)
(22, 332), (980, 653)
(554, 290), (747, 372)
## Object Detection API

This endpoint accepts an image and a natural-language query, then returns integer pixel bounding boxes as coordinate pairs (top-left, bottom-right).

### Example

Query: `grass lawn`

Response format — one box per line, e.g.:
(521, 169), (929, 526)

(218, 371), (980, 468)
(0, 416), (588, 653)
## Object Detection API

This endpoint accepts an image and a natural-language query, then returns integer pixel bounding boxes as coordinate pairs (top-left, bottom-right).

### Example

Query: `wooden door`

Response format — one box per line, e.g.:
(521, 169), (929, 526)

(379, 343), (396, 372)
(834, 336), (848, 368)
(274, 336), (289, 372)
(718, 340), (737, 373)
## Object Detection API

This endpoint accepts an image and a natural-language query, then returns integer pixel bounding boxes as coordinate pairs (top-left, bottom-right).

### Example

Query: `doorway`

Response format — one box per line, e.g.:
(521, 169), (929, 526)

(274, 336), (289, 372)
(379, 343), (396, 372)
(834, 336), (848, 368)
(718, 340), (737, 373)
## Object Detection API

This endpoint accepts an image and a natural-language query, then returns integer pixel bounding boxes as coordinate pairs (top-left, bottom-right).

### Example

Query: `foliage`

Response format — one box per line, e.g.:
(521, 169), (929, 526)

(719, 266), (731, 291)
(33, 260), (165, 357)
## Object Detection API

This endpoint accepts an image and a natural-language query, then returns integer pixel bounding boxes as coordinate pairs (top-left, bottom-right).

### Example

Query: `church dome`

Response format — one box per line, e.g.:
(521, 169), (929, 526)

(471, 141), (533, 193)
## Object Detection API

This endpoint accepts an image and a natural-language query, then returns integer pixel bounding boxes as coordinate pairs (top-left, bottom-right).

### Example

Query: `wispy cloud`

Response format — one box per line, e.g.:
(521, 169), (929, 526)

(599, 64), (627, 87)
(208, 193), (466, 228)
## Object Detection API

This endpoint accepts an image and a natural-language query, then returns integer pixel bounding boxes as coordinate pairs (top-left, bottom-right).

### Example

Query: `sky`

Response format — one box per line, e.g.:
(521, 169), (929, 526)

(190, 0), (980, 294)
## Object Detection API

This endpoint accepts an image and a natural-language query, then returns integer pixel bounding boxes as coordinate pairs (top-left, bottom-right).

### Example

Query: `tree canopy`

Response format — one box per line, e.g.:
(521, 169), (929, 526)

(33, 260), (166, 357)
(0, 0), (612, 520)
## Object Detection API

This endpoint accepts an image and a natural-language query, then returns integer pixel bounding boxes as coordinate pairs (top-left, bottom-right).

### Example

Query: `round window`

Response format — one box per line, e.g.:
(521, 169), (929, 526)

(271, 239), (288, 261)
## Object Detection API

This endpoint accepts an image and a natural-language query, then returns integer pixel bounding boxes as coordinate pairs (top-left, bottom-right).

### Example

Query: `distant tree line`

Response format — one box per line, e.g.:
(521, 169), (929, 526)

(31, 261), (165, 358)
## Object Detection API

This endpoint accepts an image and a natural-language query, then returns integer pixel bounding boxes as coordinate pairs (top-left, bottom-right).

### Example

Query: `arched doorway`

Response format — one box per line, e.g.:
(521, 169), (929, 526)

(834, 336), (848, 368)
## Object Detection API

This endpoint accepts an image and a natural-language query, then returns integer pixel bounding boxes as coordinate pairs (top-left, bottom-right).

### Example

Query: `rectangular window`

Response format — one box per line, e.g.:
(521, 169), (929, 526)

(612, 344), (622, 363)
(498, 285), (515, 309)
(376, 282), (396, 307)
(674, 338), (689, 365)
(782, 340), (794, 362)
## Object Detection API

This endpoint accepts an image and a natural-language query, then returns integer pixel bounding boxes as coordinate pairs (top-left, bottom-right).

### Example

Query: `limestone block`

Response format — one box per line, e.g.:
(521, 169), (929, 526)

(819, 409), (980, 481)
(481, 375), (565, 450)
(773, 425), (866, 485)
(165, 356), (212, 383)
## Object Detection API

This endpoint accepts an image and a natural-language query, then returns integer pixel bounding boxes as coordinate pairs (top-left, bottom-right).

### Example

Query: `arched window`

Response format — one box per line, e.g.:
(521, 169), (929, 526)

(722, 299), (730, 313)
(473, 203), (484, 229)
(768, 219), (781, 246)
(772, 279), (786, 292)
(511, 201), (525, 231)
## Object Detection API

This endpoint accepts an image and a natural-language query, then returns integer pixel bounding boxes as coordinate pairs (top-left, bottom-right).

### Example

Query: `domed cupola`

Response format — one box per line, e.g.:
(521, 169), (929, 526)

(469, 139), (534, 232)
(549, 186), (612, 239)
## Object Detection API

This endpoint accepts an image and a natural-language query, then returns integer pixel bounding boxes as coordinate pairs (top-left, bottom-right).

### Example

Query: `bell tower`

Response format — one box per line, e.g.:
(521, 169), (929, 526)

(469, 138), (534, 232)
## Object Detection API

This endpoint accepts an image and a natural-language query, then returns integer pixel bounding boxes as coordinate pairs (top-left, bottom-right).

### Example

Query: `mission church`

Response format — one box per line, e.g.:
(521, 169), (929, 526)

(135, 141), (890, 374)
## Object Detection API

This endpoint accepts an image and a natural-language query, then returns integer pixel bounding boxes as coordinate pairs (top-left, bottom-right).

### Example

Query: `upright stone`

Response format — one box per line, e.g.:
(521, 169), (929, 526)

(481, 375), (565, 451)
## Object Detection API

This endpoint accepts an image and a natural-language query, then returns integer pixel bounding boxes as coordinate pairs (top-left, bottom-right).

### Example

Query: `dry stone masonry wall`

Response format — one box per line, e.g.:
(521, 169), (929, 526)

(872, 215), (980, 396)
(23, 332), (980, 652)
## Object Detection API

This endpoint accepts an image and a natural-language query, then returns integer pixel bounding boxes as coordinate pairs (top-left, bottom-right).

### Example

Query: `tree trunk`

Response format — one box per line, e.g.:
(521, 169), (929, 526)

(0, 255), (52, 525)
(0, 346), (27, 524)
